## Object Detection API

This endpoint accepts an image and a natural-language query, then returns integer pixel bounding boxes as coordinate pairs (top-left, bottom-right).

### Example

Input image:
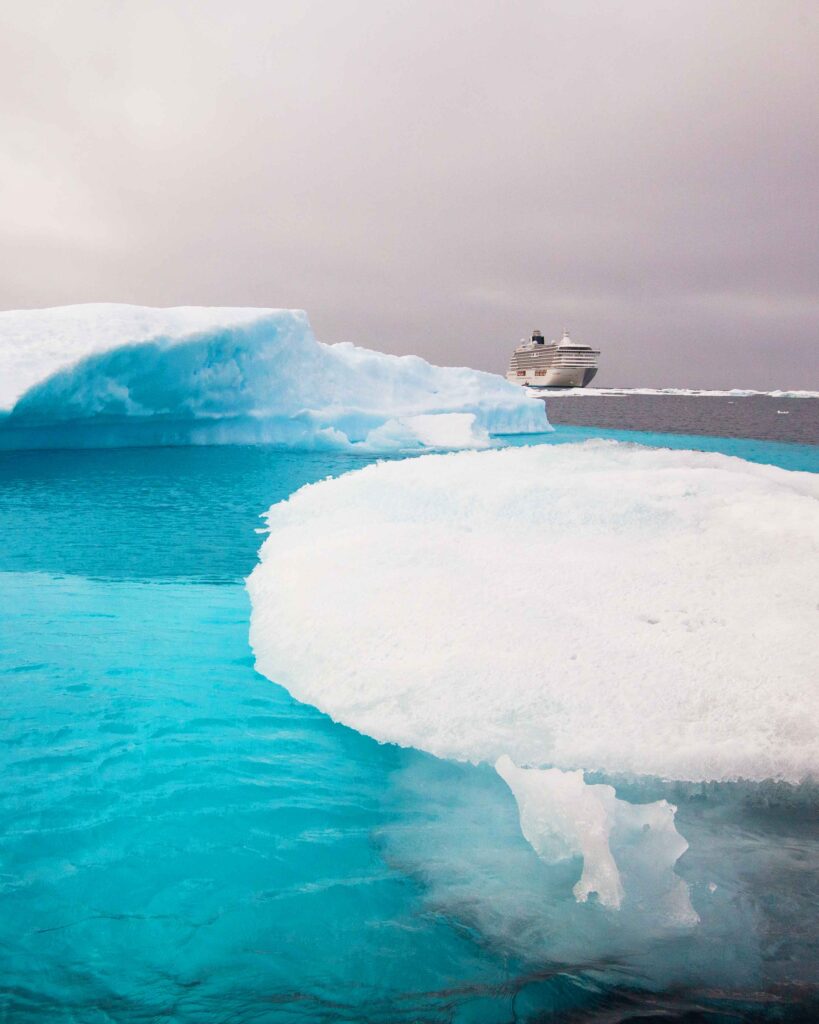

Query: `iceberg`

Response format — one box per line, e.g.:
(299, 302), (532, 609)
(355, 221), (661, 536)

(248, 442), (818, 912)
(0, 304), (548, 451)
(248, 442), (818, 785)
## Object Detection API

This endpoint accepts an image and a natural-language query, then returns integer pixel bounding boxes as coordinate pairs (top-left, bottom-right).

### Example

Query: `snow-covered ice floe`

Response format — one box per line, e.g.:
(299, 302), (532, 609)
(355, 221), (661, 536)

(544, 386), (819, 397)
(249, 442), (818, 916)
(0, 304), (547, 451)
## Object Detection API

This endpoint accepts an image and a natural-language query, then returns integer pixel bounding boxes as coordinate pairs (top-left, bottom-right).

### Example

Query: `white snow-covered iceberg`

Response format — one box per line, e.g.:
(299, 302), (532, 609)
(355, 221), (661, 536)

(248, 442), (818, 784)
(0, 304), (548, 451)
(248, 442), (819, 911)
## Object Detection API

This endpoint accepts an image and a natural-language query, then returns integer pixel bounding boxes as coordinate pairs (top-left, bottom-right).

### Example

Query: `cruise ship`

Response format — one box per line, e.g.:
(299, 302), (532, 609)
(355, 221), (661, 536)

(506, 330), (600, 388)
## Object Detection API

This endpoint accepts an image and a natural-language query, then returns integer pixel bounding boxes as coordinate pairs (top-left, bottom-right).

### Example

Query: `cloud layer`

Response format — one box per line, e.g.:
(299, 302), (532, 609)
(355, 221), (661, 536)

(1, 0), (817, 388)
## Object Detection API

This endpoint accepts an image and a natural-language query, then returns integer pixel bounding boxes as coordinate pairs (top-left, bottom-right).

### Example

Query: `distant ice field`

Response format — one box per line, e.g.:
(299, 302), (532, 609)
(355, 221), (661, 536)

(543, 387), (819, 398)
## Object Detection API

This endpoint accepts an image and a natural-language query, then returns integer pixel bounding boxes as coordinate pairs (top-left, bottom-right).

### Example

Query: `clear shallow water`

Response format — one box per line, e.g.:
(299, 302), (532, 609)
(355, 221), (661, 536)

(1, 430), (817, 1022)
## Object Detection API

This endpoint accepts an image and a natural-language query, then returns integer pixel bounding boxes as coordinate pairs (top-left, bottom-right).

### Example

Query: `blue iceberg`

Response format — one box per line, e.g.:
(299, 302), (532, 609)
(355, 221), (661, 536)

(0, 304), (548, 451)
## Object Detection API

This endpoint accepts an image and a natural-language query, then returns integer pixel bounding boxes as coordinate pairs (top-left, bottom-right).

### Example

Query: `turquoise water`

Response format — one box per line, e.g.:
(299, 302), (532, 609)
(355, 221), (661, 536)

(1, 429), (817, 1022)
(505, 425), (819, 473)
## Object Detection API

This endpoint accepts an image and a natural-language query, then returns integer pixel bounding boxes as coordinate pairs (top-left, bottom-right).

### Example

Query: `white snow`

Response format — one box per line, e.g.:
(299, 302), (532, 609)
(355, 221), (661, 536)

(0, 304), (547, 450)
(248, 441), (819, 786)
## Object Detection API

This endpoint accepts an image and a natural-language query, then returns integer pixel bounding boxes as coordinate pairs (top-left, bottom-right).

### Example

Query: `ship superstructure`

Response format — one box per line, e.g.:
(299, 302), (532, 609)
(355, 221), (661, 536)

(507, 330), (600, 388)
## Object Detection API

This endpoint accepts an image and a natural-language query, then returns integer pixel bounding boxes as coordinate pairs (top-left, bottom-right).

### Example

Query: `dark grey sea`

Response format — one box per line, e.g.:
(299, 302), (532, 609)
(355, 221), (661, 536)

(542, 393), (818, 445)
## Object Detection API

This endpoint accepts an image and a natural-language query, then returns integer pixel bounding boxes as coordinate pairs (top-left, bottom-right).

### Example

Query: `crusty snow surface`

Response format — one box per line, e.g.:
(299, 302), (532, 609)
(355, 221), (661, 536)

(249, 441), (819, 786)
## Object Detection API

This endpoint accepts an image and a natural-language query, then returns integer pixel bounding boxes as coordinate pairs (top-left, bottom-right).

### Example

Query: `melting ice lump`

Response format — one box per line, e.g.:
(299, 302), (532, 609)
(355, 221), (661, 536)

(496, 756), (696, 920)
(0, 303), (547, 450)
(248, 442), (819, 785)
(496, 757), (625, 908)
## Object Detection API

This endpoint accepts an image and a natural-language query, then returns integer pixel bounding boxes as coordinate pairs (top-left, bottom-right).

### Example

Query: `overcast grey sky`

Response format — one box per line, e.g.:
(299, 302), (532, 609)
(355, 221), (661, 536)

(1, 0), (817, 387)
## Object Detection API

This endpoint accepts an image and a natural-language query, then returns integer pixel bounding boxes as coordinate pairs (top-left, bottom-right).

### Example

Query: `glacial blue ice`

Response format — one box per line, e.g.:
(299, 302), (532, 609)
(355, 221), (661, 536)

(0, 304), (548, 451)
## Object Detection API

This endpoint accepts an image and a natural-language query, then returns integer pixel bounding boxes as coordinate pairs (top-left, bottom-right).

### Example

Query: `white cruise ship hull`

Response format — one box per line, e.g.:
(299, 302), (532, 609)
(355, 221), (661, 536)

(518, 366), (598, 389)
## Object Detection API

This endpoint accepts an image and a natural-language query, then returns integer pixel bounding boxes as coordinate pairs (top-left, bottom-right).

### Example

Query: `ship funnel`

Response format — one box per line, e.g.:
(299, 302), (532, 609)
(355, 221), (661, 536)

(531, 329), (544, 345)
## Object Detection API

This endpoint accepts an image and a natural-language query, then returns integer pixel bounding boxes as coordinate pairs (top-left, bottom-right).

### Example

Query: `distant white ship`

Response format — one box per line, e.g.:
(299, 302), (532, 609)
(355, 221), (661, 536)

(507, 329), (600, 388)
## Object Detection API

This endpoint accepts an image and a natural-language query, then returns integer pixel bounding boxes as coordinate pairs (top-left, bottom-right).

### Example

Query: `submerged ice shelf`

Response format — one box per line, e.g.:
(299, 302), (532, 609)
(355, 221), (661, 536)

(0, 304), (547, 451)
(495, 755), (696, 917)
